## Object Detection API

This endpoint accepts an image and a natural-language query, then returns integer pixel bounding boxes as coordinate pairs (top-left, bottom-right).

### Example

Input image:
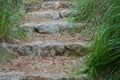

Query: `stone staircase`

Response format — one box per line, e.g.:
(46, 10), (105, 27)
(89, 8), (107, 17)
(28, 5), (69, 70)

(0, 0), (89, 80)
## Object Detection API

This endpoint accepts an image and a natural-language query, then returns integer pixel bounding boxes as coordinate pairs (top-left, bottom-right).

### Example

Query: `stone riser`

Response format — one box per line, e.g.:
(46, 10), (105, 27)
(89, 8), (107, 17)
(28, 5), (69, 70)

(26, 9), (72, 19)
(5, 41), (89, 57)
(0, 71), (87, 80)
(25, 1), (72, 12)
(21, 21), (84, 34)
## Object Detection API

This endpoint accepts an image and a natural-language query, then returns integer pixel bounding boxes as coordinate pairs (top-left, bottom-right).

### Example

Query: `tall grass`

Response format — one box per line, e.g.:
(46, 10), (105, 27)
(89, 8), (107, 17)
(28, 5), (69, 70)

(0, 0), (25, 42)
(0, 0), (26, 62)
(72, 0), (120, 80)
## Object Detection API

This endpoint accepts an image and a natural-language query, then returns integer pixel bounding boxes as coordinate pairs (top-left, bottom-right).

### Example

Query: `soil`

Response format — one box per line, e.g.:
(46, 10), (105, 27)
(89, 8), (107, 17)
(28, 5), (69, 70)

(28, 33), (89, 43)
(0, 56), (82, 74)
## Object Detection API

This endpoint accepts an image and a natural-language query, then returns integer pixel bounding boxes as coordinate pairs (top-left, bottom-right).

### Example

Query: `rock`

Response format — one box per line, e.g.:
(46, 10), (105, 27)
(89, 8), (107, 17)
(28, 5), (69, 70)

(20, 23), (35, 33)
(24, 73), (87, 80)
(0, 71), (25, 80)
(41, 1), (72, 9)
(33, 21), (68, 33)
(5, 41), (90, 57)
(59, 9), (72, 17)
(24, 73), (69, 80)
(26, 10), (60, 19)
(21, 21), (84, 34)
(13, 41), (65, 56)
(24, 1), (42, 12)
(25, 9), (74, 20)
(21, 21), (68, 34)
(64, 42), (90, 56)
(0, 71), (87, 80)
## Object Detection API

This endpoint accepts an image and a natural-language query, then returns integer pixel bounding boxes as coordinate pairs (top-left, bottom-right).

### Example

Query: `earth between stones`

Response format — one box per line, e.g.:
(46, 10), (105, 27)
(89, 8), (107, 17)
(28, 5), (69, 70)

(0, 56), (82, 75)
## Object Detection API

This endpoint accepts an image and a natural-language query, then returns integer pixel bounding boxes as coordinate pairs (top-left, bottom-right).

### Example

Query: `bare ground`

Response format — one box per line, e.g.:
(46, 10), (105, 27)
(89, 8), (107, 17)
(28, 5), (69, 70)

(0, 56), (82, 74)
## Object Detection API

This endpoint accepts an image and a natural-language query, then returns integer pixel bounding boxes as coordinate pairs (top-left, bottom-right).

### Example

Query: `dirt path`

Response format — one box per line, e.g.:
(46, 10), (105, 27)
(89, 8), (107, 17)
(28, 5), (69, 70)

(0, 56), (82, 75)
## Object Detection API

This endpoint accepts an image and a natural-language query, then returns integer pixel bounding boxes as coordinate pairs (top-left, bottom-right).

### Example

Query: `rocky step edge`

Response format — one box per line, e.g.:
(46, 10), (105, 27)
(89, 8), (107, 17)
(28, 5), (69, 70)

(2, 41), (90, 57)
(25, 9), (73, 19)
(0, 71), (87, 80)
(25, 1), (72, 12)
(20, 21), (84, 34)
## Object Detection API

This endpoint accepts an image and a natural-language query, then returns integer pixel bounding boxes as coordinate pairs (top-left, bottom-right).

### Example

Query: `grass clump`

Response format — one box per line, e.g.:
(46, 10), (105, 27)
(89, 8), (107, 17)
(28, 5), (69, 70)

(71, 0), (120, 80)
(0, 0), (26, 62)
(0, 0), (26, 42)
(0, 51), (16, 63)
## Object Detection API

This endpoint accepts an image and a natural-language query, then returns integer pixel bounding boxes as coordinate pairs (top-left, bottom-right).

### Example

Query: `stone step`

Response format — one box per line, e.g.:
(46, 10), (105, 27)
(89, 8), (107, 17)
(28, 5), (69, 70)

(0, 71), (87, 80)
(25, 9), (72, 19)
(20, 21), (84, 34)
(4, 41), (90, 57)
(25, 1), (72, 12)
(0, 71), (24, 80)
(41, 1), (72, 9)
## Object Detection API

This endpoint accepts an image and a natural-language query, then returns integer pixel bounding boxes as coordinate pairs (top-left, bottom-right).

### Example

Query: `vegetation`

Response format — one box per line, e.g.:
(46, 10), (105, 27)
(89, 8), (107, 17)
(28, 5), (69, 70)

(0, 0), (26, 62)
(71, 0), (120, 80)
(0, 0), (26, 42)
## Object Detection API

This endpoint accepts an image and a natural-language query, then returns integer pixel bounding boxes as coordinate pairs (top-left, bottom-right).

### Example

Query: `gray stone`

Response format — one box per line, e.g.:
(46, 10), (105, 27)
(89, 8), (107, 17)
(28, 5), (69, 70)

(41, 1), (72, 9)
(0, 71), (25, 80)
(20, 23), (35, 33)
(25, 73), (69, 80)
(21, 21), (84, 34)
(64, 42), (90, 56)
(26, 10), (60, 19)
(59, 9), (72, 17)
(34, 21), (68, 33)
(5, 41), (90, 57)
(24, 73), (87, 80)
(21, 21), (68, 34)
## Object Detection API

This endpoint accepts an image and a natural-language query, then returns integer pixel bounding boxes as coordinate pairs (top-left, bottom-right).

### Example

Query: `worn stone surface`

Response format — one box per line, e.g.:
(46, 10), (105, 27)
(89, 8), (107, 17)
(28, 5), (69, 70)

(26, 10), (60, 19)
(41, 1), (72, 9)
(0, 71), (24, 80)
(59, 9), (72, 17)
(4, 41), (89, 57)
(25, 9), (73, 20)
(24, 73), (69, 80)
(24, 73), (87, 80)
(20, 23), (35, 33)
(21, 21), (84, 34)
(33, 21), (68, 33)
(0, 71), (87, 80)
(21, 21), (68, 33)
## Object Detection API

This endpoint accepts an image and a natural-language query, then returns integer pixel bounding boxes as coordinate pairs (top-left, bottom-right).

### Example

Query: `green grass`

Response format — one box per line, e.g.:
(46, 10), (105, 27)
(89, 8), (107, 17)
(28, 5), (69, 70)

(0, 0), (26, 42)
(0, 0), (26, 62)
(0, 51), (16, 63)
(71, 0), (120, 80)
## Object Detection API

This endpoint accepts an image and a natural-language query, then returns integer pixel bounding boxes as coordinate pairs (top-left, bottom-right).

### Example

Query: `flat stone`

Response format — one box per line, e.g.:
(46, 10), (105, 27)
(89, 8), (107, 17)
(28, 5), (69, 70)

(0, 71), (87, 80)
(21, 21), (84, 34)
(34, 21), (68, 33)
(25, 73), (69, 80)
(59, 9), (72, 17)
(24, 73), (87, 80)
(25, 9), (74, 19)
(20, 23), (35, 33)
(41, 1), (72, 9)
(26, 10), (60, 19)
(4, 41), (90, 57)
(0, 71), (25, 80)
